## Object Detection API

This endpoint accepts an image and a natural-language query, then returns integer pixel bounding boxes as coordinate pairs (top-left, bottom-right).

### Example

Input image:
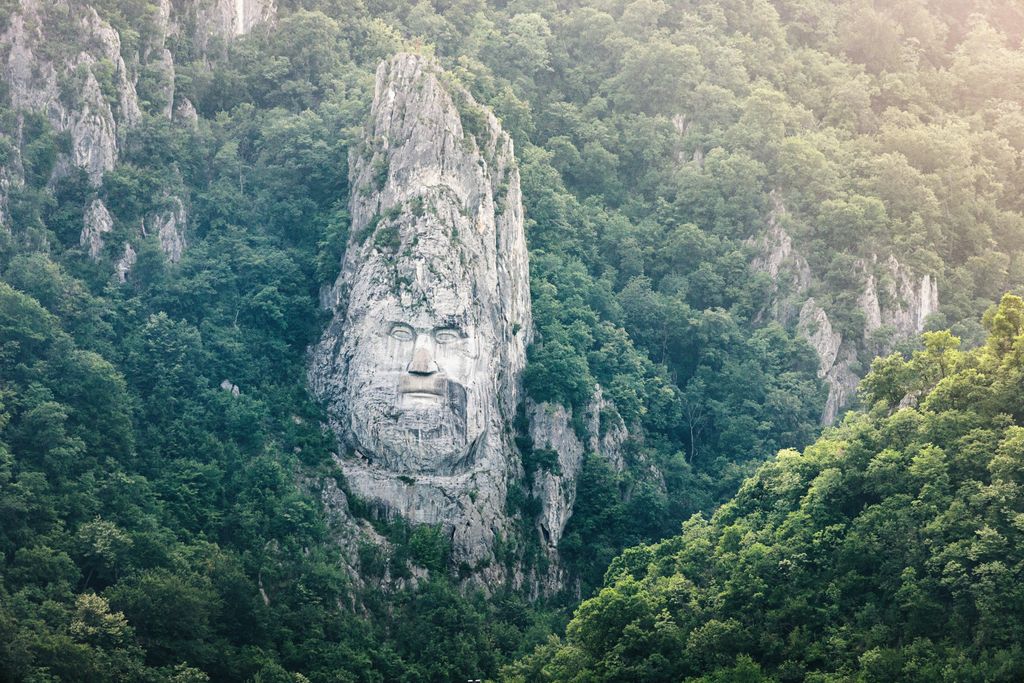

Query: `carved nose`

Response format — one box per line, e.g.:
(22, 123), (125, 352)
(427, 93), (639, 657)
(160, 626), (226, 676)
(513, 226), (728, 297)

(408, 346), (439, 375)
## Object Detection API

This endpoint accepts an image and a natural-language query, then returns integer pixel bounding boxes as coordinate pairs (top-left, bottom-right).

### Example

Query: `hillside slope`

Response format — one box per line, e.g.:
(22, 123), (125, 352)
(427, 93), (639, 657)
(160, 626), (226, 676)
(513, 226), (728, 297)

(507, 295), (1024, 682)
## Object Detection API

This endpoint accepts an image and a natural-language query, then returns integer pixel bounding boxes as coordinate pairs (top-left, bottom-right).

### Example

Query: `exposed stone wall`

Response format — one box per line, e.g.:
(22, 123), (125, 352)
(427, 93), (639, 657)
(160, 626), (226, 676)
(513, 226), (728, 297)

(749, 200), (940, 424)
(0, 0), (193, 269)
(2, 0), (140, 186)
(193, 0), (276, 54)
(310, 53), (532, 584)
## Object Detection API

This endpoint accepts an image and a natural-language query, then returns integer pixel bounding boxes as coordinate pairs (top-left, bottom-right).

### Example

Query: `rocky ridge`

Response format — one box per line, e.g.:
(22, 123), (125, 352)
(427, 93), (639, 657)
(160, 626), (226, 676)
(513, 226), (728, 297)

(311, 53), (533, 587)
(0, 0), (275, 271)
(749, 199), (940, 423)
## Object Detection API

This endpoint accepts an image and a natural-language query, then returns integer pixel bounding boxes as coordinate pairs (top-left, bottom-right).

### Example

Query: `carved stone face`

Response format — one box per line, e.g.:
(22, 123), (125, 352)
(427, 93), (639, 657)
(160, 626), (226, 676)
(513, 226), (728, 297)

(342, 283), (495, 475)
(310, 53), (533, 571)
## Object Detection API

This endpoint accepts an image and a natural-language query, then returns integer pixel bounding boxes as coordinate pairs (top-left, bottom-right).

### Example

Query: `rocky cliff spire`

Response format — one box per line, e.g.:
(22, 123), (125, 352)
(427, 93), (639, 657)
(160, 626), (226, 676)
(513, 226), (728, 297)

(310, 53), (532, 579)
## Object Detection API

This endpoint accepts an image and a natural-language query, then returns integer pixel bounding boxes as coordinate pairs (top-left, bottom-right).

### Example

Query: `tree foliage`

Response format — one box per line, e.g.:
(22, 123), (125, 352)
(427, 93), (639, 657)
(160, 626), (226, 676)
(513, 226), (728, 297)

(506, 295), (1024, 682)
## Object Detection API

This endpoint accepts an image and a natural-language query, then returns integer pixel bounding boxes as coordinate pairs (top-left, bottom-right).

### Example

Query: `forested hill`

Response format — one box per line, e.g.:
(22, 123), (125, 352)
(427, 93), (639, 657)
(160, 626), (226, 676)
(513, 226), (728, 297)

(1, 0), (1024, 680)
(505, 295), (1024, 682)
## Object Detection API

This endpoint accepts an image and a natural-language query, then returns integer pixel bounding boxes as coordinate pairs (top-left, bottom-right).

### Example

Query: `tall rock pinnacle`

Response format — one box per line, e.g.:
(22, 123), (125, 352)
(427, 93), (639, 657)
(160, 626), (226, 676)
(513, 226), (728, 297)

(310, 53), (532, 577)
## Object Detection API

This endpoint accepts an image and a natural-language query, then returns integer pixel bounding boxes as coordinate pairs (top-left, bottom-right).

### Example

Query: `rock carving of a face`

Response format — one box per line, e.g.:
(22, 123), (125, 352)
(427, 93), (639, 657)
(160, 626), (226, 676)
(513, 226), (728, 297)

(313, 53), (531, 493)
(342, 279), (494, 476)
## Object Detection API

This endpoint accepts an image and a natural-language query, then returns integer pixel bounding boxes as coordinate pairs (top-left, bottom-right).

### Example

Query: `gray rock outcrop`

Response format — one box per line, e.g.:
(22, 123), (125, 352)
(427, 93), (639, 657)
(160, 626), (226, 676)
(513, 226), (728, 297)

(2, 0), (140, 186)
(749, 200), (939, 423)
(796, 299), (858, 425)
(527, 401), (585, 553)
(146, 196), (188, 263)
(310, 53), (532, 580)
(81, 199), (114, 260)
(857, 254), (939, 342)
(115, 243), (136, 283)
(528, 386), (630, 551)
(193, 0), (277, 54)
(1, 0), (195, 269)
(525, 385), (654, 594)
(748, 200), (812, 325)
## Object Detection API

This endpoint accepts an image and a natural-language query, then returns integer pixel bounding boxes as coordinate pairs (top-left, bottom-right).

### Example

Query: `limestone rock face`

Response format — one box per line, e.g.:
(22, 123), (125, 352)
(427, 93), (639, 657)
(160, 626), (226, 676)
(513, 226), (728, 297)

(747, 199), (811, 325)
(115, 243), (136, 283)
(310, 53), (532, 574)
(524, 384), (648, 595)
(528, 386), (630, 552)
(527, 400), (584, 552)
(194, 0), (276, 53)
(797, 299), (859, 424)
(81, 199), (114, 260)
(750, 202), (939, 423)
(858, 255), (939, 341)
(1, 1), (194, 269)
(2, 0), (139, 186)
(147, 196), (188, 263)
(797, 298), (841, 376)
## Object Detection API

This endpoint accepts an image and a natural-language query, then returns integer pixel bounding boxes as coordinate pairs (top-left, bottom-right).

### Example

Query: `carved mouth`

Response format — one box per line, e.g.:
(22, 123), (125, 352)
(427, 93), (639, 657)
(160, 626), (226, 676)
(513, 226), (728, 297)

(399, 375), (447, 398)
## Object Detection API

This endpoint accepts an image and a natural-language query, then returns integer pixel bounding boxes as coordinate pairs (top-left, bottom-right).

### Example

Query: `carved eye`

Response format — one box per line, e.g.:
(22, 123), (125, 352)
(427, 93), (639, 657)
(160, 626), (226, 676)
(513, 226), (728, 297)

(390, 324), (415, 341)
(434, 328), (461, 344)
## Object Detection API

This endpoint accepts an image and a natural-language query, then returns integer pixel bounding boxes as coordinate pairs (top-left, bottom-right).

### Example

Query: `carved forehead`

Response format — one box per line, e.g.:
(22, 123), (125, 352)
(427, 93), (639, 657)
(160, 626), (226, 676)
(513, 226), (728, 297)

(345, 277), (487, 329)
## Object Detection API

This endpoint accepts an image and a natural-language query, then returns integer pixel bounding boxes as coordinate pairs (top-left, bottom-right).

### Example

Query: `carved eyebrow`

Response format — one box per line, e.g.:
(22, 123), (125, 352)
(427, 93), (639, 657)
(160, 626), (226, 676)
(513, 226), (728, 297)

(388, 322), (416, 339)
(433, 326), (464, 340)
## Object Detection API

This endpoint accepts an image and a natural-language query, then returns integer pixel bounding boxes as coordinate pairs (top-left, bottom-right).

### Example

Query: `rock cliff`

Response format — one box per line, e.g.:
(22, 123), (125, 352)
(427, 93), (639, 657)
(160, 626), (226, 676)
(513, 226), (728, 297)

(527, 387), (626, 528)
(2, 0), (139, 185)
(0, 0), (195, 268)
(749, 200), (939, 423)
(193, 0), (277, 53)
(310, 53), (532, 582)
(147, 195), (188, 263)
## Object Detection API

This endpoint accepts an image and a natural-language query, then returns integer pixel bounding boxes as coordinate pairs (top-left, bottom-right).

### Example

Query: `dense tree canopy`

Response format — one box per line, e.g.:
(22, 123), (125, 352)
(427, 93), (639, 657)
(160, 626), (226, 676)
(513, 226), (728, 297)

(505, 295), (1024, 682)
(1, 0), (1023, 679)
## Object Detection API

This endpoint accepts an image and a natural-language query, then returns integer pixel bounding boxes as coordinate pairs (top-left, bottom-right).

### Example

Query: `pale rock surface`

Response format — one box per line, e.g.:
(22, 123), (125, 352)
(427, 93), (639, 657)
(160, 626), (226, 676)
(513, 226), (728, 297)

(797, 298), (841, 376)
(0, 0), (197, 269)
(310, 53), (532, 579)
(794, 296), (860, 425)
(194, 0), (276, 53)
(154, 48), (177, 119)
(2, 0), (140, 186)
(220, 379), (241, 396)
(1, 0), (147, 267)
(527, 400), (584, 551)
(115, 242), (136, 283)
(526, 385), (642, 594)
(146, 196), (188, 263)
(747, 198), (812, 325)
(81, 199), (114, 260)
(585, 385), (630, 473)
(528, 387), (631, 550)
(174, 98), (200, 127)
(0, 162), (18, 234)
(858, 254), (939, 340)
(750, 201), (939, 423)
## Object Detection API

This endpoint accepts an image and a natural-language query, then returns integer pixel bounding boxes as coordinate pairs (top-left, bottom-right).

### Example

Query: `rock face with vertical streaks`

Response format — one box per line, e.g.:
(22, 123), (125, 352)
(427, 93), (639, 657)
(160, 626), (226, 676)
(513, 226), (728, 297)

(194, 0), (277, 54)
(749, 199), (940, 423)
(2, 0), (140, 188)
(310, 53), (532, 576)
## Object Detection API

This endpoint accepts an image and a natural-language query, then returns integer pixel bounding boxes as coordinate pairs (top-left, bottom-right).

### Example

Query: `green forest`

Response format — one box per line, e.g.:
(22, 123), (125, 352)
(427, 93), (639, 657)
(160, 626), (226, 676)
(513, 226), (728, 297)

(508, 296), (1024, 681)
(1, 0), (1023, 680)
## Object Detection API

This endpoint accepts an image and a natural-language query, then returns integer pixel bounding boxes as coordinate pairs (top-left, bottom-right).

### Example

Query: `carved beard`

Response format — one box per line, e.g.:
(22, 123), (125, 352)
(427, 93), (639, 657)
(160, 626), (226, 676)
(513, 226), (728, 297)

(359, 379), (477, 475)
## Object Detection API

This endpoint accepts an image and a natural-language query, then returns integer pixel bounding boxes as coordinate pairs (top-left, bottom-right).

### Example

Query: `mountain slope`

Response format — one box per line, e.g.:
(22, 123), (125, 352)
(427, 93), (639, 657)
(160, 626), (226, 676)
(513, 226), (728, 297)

(506, 295), (1024, 682)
